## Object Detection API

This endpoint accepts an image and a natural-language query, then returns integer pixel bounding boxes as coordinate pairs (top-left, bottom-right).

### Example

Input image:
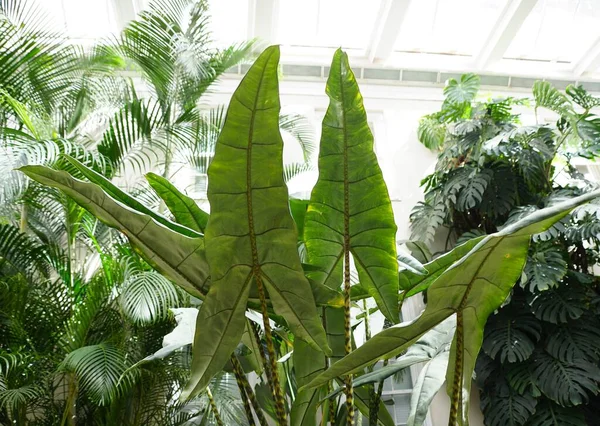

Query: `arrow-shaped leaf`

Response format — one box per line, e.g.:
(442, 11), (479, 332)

(146, 172), (209, 233)
(301, 189), (600, 425)
(19, 165), (209, 298)
(183, 46), (330, 399)
(304, 48), (400, 323)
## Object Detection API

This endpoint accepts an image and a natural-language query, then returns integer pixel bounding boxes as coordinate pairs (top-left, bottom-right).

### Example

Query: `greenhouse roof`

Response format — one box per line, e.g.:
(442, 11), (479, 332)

(41, 0), (600, 86)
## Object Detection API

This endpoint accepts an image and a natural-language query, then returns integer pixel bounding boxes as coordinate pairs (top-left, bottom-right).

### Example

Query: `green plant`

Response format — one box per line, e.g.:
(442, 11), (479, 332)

(410, 75), (600, 425)
(19, 45), (600, 426)
(0, 0), (255, 424)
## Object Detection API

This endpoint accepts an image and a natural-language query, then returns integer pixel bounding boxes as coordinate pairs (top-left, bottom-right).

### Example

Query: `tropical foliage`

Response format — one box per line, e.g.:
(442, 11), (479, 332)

(412, 74), (600, 425)
(0, 0), (254, 424)
(19, 38), (600, 426)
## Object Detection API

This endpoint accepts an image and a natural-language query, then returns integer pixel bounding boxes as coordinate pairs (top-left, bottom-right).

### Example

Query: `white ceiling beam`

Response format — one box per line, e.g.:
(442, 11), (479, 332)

(367, 0), (412, 63)
(474, 0), (538, 70)
(248, 0), (279, 45)
(573, 35), (600, 77)
(111, 0), (138, 30)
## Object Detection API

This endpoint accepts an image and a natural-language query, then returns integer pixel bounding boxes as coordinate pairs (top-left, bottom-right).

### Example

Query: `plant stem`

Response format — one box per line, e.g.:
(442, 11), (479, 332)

(343, 248), (354, 426)
(60, 373), (77, 426)
(370, 359), (388, 426)
(256, 276), (287, 426)
(231, 354), (269, 426)
(207, 387), (225, 426)
(19, 203), (27, 232)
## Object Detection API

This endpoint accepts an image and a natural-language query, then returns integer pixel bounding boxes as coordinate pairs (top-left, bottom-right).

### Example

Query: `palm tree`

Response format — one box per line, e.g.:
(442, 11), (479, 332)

(0, 0), (254, 424)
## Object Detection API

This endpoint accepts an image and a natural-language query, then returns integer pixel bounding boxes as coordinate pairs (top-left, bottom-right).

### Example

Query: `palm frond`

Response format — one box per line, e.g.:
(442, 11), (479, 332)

(121, 270), (180, 325)
(61, 343), (131, 406)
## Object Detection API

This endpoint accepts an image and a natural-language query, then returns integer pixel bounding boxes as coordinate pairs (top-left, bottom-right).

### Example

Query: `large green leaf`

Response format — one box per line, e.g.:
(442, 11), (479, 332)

(304, 48), (399, 322)
(399, 236), (485, 297)
(290, 339), (327, 426)
(482, 309), (541, 363)
(64, 155), (201, 238)
(526, 401), (586, 426)
(182, 46), (330, 400)
(531, 350), (600, 406)
(443, 74), (480, 104)
(19, 165), (209, 299)
(146, 172), (209, 233)
(301, 189), (600, 424)
(532, 81), (574, 117)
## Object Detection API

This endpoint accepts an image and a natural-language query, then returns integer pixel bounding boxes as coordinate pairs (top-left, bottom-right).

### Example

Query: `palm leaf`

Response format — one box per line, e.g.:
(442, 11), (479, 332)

(61, 343), (131, 405)
(120, 270), (180, 325)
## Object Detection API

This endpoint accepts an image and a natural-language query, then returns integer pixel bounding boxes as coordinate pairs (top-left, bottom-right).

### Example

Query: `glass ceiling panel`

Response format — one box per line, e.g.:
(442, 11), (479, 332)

(276, 0), (382, 49)
(62, 0), (117, 40)
(41, 0), (117, 42)
(394, 0), (506, 56)
(208, 0), (248, 47)
(505, 0), (600, 63)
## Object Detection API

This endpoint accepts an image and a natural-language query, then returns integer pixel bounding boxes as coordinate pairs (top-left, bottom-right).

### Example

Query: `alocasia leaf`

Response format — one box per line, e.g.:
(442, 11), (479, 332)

(19, 165), (209, 299)
(62, 155), (199, 238)
(182, 46), (330, 399)
(304, 48), (400, 323)
(301, 189), (600, 425)
(290, 339), (327, 426)
(146, 172), (209, 233)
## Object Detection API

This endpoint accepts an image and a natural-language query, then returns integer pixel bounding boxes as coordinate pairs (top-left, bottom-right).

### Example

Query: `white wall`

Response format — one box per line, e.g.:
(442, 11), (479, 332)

(203, 75), (555, 426)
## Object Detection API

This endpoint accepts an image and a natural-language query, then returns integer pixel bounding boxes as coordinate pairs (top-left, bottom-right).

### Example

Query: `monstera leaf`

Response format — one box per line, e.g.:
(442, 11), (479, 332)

(19, 163), (209, 299)
(301, 189), (600, 425)
(533, 81), (574, 117)
(480, 379), (537, 426)
(482, 309), (541, 363)
(526, 401), (587, 426)
(304, 48), (400, 322)
(528, 282), (587, 324)
(522, 243), (567, 292)
(443, 73), (480, 104)
(531, 350), (600, 407)
(182, 46), (330, 399)
(545, 320), (600, 362)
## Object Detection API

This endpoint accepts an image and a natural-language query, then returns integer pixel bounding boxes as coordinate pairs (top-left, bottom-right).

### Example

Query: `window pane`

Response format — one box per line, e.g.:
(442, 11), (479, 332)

(277, 0), (382, 49)
(208, 0), (248, 47)
(505, 0), (600, 63)
(62, 0), (117, 40)
(392, 394), (411, 425)
(394, 0), (506, 56)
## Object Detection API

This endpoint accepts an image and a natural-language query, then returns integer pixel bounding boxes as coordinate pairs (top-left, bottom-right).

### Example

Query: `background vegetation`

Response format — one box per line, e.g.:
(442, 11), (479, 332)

(413, 74), (600, 425)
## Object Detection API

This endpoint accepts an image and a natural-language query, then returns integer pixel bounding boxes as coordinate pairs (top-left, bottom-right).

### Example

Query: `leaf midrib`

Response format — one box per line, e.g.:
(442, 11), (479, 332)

(245, 48), (275, 278)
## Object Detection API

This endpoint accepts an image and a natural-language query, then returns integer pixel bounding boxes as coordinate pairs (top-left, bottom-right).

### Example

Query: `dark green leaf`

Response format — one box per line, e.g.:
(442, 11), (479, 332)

(528, 283), (587, 324)
(482, 310), (541, 363)
(526, 401), (586, 426)
(531, 350), (600, 406)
